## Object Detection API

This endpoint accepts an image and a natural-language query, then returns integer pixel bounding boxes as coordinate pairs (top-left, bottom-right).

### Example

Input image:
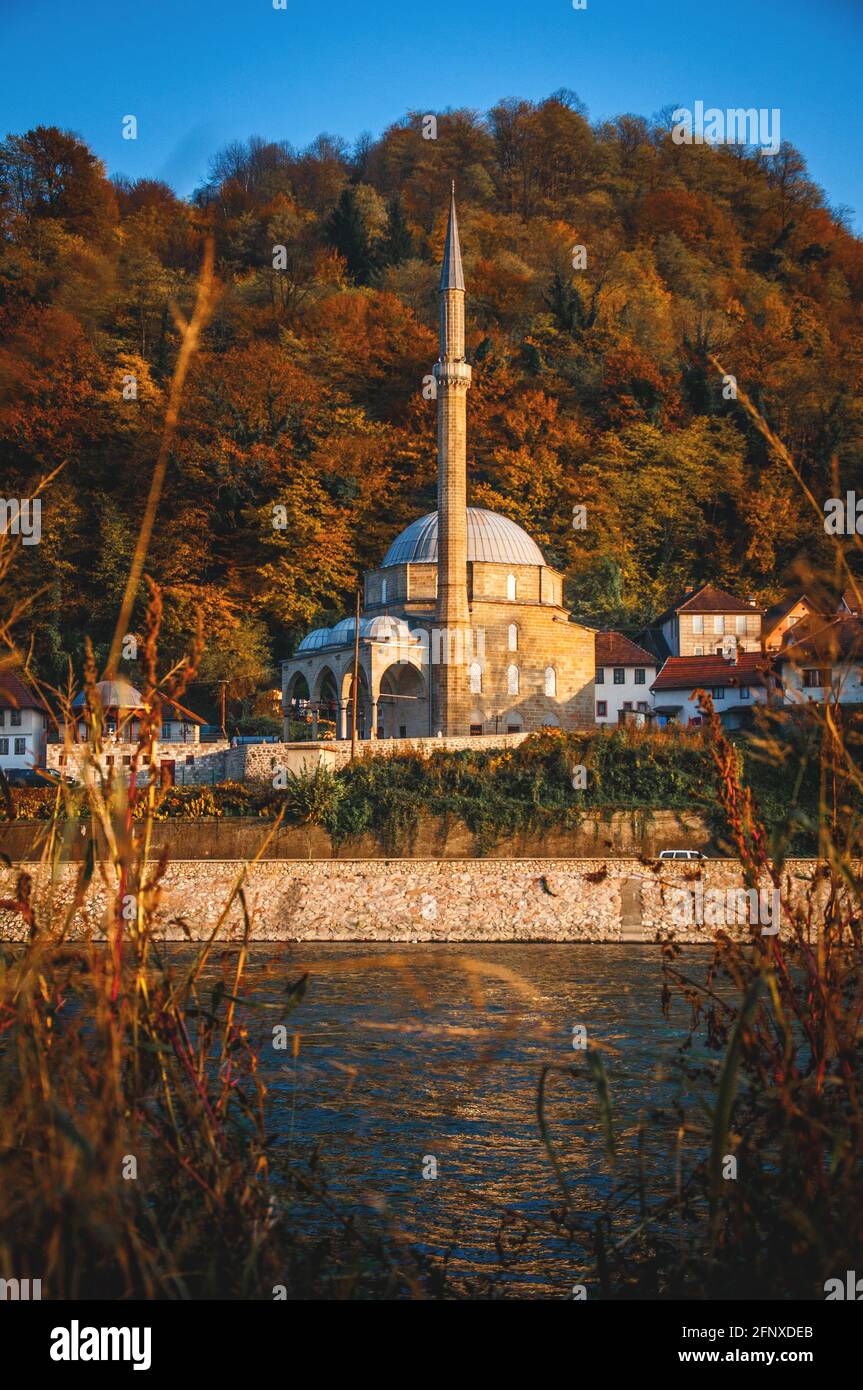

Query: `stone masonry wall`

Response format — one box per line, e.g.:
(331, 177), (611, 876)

(0, 857), (845, 945)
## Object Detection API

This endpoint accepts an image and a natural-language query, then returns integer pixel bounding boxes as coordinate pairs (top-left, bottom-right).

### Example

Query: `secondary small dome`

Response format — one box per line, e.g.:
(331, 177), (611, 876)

(382, 508), (546, 568)
(72, 678), (144, 710)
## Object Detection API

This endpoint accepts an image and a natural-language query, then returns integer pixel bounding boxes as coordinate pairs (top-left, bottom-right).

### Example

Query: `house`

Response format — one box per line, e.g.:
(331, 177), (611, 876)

(65, 679), (203, 745)
(762, 592), (823, 652)
(776, 615), (863, 707)
(594, 632), (657, 725)
(650, 652), (773, 728)
(0, 671), (49, 771)
(49, 678), (206, 784)
(642, 583), (763, 661)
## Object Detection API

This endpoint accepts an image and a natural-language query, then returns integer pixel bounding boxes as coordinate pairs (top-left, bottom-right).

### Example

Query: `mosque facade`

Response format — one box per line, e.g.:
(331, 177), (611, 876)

(281, 190), (595, 741)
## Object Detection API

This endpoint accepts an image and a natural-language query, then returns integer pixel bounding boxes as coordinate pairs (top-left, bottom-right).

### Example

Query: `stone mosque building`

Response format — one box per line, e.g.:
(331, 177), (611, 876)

(281, 189), (595, 741)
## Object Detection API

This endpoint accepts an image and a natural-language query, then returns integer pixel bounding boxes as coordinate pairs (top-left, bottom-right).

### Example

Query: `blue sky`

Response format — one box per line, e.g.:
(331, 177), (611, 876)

(1, 0), (861, 225)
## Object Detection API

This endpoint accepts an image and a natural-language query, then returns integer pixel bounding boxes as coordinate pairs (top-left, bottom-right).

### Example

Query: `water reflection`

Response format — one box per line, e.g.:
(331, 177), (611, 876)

(199, 942), (715, 1297)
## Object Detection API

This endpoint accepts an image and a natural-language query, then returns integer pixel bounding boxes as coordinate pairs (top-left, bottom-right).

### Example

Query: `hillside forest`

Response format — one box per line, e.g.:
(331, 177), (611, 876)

(1, 93), (861, 702)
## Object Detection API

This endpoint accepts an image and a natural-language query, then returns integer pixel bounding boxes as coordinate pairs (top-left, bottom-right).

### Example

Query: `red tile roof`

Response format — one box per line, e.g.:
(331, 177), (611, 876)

(655, 583), (762, 625)
(841, 587), (861, 616)
(595, 631), (656, 666)
(651, 652), (770, 692)
(0, 670), (48, 712)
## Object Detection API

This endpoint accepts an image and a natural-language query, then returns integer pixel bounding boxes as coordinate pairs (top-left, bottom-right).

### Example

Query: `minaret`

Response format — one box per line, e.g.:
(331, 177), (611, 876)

(432, 184), (472, 734)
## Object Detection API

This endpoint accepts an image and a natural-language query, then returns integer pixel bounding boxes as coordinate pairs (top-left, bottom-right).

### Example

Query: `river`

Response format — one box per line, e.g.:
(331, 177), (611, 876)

(219, 941), (719, 1297)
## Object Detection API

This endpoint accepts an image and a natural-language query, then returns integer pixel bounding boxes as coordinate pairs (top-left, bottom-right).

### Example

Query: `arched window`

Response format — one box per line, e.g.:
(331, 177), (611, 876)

(507, 664), (519, 695)
(506, 573), (517, 601)
(508, 623), (518, 652)
(469, 661), (483, 694)
(544, 666), (557, 697)
(380, 578), (388, 604)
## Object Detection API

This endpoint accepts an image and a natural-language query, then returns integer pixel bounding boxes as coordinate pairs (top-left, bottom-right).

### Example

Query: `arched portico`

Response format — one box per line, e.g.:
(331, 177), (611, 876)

(377, 663), (428, 739)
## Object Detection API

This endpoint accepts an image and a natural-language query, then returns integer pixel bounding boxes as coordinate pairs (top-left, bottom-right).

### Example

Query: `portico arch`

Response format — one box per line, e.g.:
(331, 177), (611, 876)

(340, 661), (374, 739)
(377, 663), (428, 739)
(309, 665), (339, 739)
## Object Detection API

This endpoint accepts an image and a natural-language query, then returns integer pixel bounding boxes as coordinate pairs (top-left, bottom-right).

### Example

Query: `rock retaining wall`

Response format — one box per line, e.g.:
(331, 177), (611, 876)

(0, 857), (840, 944)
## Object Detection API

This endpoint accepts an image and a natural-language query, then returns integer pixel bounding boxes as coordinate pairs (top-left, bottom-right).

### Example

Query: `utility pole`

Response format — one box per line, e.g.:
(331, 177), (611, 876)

(350, 587), (360, 760)
(218, 680), (227, 741)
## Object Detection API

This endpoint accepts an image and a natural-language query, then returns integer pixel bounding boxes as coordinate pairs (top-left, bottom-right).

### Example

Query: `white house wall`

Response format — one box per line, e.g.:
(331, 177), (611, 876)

(594, 666), (656, 724)
(0, 708), (46, 770)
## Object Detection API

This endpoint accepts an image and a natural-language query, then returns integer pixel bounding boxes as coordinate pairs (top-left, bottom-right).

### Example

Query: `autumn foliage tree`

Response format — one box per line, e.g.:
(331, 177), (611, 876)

(0, 96), (860, 695)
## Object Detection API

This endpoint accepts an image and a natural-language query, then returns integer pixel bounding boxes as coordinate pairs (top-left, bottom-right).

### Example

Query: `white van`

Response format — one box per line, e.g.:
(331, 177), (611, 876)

(658, 849), (707, 861)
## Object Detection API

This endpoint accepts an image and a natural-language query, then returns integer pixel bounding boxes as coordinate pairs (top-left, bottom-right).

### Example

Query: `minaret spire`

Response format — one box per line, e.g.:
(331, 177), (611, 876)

(432, 185), (472, 735)
(440, 181), (465, 291)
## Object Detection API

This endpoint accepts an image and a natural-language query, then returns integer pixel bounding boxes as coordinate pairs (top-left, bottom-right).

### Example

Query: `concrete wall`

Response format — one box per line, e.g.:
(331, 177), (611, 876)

(0, 856), (841, 944)
(0, 809), (714, 863)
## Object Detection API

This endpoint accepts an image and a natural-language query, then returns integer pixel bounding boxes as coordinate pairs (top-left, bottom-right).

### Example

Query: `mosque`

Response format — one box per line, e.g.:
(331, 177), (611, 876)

(281, 189), (595, 741)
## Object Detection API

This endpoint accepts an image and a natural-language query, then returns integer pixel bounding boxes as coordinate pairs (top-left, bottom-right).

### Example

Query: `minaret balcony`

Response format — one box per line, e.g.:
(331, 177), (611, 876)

(433, 360), (472, 388)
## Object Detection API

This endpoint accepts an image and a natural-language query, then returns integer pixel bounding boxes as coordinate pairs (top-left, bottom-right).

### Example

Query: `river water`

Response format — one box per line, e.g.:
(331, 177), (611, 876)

(223, 942), (718, 1297)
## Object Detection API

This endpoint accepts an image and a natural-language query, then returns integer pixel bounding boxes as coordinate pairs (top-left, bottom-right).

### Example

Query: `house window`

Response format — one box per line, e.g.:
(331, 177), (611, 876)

(711, 687), (726, 700)
(14, 737), (25, 755)
(803, 669), (831, 689)
(634, 668), (645, 684)
(595, 667), (605, 684)
(186, 755), (195, 765)
(544, 666), (556, 697)
(506, 723), (521, 734)
(381, 578), (388, 604)
(105, 755), (115, 768)
(469, 661), (483, 694)
(623, 701), (633, 710)
(714, 615), (725, 635)
(637, 701), (648, 712)
(694, 645), (704, 656)
(506, 574), (517, 601)
(0, 711), (4, 726)
(740, 686), (750, 700)
(508, 623), (518, 652)
(10, 710), (21, 727)
(0, 738), (7, 754)
(161, 723), (172, 740)
(692, 615), (704, 635)
(613, 668), (625, 684)
(736, 615), (747, 635)
(596, 701), (607, 718)
(469, 723), (483, 736)
(123, 755), (131, 765)
(507, 664), (519, 695)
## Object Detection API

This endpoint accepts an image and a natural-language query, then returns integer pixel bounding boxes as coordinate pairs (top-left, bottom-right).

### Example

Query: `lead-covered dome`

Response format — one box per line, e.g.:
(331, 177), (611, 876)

(381, 508), (545, 568)
(72, 678), (144, 710)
